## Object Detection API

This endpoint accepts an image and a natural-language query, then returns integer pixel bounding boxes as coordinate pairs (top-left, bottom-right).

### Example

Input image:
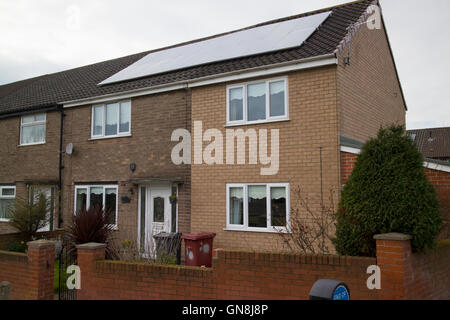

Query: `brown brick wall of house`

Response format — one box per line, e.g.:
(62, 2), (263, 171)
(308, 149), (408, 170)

(190, 66), (341, 252)
(337, 18), (406, 142)
(61, 90), (191, 242)
(0, 110), (61, 234)
(341, 151), (450, 240)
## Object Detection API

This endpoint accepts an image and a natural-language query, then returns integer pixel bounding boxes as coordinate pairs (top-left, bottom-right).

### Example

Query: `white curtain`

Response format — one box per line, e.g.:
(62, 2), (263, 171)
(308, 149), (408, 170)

(248, 185), (266, 199)
(271, 187), (286, 200)
(230, 187), (243, 224)
(0, 199), (14, 219)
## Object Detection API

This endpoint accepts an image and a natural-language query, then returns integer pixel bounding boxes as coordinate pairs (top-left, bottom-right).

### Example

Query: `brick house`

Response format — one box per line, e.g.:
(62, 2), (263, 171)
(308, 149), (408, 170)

(1, 0), (445, 252)
(0, 101), (62, 234)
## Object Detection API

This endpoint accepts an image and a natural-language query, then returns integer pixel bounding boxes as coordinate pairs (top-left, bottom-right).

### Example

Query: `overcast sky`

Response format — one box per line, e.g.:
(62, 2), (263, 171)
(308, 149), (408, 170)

(0, 0), (448, 130)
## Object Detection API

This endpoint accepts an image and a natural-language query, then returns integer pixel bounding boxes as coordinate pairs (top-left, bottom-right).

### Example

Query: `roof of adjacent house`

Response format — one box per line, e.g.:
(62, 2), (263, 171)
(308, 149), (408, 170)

(0, 0), (374, 116)
(407, 127), (450, 160)
(340, 134), (450, 169)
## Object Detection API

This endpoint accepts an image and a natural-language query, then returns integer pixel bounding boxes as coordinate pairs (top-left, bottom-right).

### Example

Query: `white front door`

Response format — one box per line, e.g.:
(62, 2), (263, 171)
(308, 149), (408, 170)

(32, 185), (55, 232)
(140, 183), (172, 256)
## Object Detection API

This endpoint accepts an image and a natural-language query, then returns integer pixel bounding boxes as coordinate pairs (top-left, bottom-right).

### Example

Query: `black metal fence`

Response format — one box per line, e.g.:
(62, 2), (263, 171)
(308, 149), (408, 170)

(57, 239), (77, 300)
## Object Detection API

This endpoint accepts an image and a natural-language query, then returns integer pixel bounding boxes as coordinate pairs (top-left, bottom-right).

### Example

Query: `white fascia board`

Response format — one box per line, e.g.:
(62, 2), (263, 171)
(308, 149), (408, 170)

(62, 84), (187, 108)
(62, 54), (337, 108)
(341, 146), (450, 173)
(340, 146), (361, 155)
(188, 56), (337, 88)
(423, 161), (450, 173)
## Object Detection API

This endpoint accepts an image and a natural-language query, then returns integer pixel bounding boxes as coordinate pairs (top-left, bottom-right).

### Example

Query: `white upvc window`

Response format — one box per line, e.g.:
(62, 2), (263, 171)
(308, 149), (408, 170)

(226, 77), (288, 126)
(226, 183), (289, 232)
(0, 186), (16, 221)
(91, 100), (131, 138)
(20, 113), (46, 145)
(74, 185), (118, 227)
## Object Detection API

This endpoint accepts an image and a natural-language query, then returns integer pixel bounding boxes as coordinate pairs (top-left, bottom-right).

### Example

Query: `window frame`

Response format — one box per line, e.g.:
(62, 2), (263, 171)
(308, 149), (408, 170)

(74, 185), (119, 228)
(226, 183), (289, 233)
(0, 186), (16, 222)
(91, 100), (131, 139)
(20, 113), (46, 146)
(226, 77), (289, 126)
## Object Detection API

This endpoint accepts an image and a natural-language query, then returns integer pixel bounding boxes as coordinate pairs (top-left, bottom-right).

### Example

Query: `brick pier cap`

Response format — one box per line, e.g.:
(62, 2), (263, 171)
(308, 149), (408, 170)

(27, 239), (56, 248)
(373, 233), (412, 241)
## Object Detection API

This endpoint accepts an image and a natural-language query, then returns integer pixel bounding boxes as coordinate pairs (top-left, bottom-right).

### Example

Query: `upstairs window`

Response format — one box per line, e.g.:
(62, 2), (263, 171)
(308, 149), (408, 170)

(227, 77), (288, 125)
(20, 113), (46, 145)
(0, 186), (15, 221)
(92, 100), (131, 138)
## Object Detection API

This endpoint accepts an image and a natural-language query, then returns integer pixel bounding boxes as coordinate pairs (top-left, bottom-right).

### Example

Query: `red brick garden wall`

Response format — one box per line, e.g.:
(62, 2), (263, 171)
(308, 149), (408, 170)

(376, 236), (450, 300)
(77, 244), (376, 300)
(424, 167), (450, 239)
(77, 235), (450, 300)
(1, 237), (448, 300)
(0, 251), (28, 299)
(407, 240), (450, 299)
(0, 240), (55, 300)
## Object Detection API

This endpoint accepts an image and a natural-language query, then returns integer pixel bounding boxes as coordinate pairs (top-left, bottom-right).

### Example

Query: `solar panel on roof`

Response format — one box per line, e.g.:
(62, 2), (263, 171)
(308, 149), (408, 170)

(99, 11), (331, 85)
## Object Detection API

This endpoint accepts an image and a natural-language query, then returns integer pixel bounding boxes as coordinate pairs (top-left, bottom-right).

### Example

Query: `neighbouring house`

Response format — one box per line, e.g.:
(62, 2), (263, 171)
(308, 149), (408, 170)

(2, 0), (446, 253)
(0, 80), (62, 234)
(407, 127), (450, 162)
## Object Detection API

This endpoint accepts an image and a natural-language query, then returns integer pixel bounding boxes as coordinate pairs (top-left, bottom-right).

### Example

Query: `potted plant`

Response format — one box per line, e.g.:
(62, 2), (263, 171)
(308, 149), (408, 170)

(169, 191), (177, 204)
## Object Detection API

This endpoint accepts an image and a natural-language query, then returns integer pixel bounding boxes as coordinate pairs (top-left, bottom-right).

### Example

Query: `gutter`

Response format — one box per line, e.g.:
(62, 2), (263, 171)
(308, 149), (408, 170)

(0, 105), (59, 119)
(61, 53), (337, 108)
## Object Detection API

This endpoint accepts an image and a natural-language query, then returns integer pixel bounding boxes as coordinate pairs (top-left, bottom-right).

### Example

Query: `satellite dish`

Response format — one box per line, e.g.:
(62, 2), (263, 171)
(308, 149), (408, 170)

(65, 143), (74, 155)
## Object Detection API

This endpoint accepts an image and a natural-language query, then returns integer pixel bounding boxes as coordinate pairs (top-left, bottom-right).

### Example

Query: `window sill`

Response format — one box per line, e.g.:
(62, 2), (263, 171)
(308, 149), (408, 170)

(0, 219), (11, 222)
(18, 141), (46, 147)
(224, 227), (289, 234)
(225, 118), (290, 127)
(89, 134), (132, 141)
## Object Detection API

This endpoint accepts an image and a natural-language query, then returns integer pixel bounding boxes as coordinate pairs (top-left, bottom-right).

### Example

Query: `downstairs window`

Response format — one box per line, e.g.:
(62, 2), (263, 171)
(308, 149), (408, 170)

(74, 185), (118, 227)
(226, 183), (289, 232)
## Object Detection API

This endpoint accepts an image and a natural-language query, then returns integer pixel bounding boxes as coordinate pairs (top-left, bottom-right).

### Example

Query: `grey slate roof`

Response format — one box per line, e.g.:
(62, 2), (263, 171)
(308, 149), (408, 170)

(0, 0), (373, 116)
(339, 135), (365, 149)
(407, 127), (450, 160)
(340, 134), (450, 167)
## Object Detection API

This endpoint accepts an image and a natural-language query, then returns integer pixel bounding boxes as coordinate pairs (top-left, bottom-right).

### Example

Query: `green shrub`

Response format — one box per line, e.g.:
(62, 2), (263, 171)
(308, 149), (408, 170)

(7, 240), (27, 253)
(158, 252), (178, 265)
(333, 125), (442, 256)
(9, 192), (51, 241)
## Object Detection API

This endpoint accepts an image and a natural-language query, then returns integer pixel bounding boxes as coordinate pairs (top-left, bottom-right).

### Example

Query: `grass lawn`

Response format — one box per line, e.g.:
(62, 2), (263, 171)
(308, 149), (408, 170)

(54, 259), (78, 294)
(54, 260), (61, 293)
(54, 260), (71, 294)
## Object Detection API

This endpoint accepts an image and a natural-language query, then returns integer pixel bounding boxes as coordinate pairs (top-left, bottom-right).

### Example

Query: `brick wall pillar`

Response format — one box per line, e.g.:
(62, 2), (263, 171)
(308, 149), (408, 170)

(374, 233), (413, 300)
(26, 240), (55, 300)
(76, 243), (106, 300)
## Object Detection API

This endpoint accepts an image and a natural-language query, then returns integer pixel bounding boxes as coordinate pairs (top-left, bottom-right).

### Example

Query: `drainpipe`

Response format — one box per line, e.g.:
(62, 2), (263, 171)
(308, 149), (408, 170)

(58, 106), (65, 228)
